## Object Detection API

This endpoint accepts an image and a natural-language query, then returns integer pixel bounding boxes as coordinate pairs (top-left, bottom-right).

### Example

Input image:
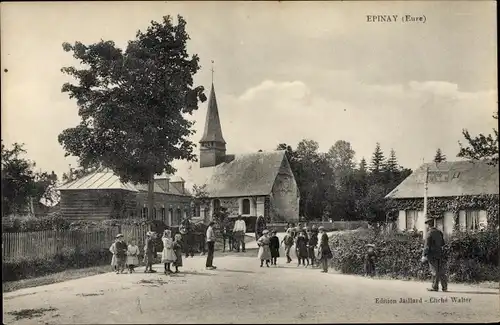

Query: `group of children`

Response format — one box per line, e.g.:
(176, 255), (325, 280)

(256, 223), (378, 276)
(109, 234), (140, 274)
(109, 229), (185, 275)
(255, 224), (324, 269)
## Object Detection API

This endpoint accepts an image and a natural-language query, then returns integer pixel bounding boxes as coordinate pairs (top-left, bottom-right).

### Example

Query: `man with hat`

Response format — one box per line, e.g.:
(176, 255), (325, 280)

(317, 226), (333, 273)
(421, 216), (448, 292)
(143, 231), (157, 273)
(114, 234), (128, 274)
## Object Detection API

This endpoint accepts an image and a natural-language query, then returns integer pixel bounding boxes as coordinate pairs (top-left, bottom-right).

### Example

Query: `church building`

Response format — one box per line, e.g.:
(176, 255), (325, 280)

(186, 83), (300, 227)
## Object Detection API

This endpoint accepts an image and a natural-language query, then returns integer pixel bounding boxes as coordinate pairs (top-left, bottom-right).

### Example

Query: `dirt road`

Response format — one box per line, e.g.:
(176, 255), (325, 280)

(3, 250), (498, 324)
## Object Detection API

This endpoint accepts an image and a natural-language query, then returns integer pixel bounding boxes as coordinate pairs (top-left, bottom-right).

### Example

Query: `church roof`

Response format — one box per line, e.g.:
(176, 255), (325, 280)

(385, 160), (499, 199)
(186, 150), (287, 198)
(199, 83), (226, 144)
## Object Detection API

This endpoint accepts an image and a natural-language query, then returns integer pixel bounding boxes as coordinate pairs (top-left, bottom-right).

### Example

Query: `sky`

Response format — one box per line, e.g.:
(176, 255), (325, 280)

(1, 1), (497, 182)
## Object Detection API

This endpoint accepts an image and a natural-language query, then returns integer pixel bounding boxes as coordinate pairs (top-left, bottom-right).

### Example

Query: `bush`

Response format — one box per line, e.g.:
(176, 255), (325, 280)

(2, 248), (111, 282)
(329, 229), (499, 283)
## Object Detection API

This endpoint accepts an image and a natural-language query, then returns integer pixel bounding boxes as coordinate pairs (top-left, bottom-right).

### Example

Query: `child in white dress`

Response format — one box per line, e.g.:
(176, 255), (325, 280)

(161, 229), (176, 275)
(126, 239), (140, 273)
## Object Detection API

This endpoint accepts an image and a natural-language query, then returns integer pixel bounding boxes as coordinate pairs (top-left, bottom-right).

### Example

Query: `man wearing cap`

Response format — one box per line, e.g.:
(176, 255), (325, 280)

(114, 234), (128, 274)
(143, 232), (157, 273)
(421, 216), (448, 292)
(205, 221), (217, 270)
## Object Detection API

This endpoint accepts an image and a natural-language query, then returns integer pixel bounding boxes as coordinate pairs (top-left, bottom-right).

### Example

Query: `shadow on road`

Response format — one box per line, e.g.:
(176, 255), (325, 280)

(177, 271), (214, 277)
(216, 269), (255, 274)
(445, 290), (499, 295)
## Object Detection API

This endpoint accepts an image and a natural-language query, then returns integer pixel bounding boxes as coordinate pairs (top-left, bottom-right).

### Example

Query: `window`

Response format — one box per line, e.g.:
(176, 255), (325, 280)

(161, 208), (166, 222)
(406, 210), (418, 230)
(153, 208), (157, 219)
(466, 210), (480, 230)
(242, 199), (251, 215)
(176, 209), (182, 225)
(195, 205), (201, 217)
(141, 207), (148, 219)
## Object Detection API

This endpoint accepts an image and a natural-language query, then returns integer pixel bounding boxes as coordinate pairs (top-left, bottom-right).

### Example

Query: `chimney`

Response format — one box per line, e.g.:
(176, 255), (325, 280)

(156, 176), (170, 193)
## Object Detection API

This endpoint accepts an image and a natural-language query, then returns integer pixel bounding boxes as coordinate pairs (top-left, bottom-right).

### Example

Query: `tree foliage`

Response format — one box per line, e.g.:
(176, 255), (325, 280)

(58, 15), (207, 218)
(1, 141), (59, 217)
(276, 140), (412, 222)
(369, 142), (385, 174)
(457, 112), (499, 166)
(434, 148), (446, 163)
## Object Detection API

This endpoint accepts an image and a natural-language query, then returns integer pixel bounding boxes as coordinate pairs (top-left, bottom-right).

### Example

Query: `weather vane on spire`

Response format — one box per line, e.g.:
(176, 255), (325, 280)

(211, 60), (215, 84)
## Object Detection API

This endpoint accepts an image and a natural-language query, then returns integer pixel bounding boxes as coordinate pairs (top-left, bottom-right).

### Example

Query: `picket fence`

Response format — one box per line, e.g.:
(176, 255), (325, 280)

(2, 225), (152, 261)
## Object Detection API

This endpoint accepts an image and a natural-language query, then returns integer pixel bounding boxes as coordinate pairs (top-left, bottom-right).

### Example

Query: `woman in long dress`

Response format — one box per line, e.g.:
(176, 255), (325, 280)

(172, 233), (183, 273)
(317, 226), (333, 273)
(109, 238), (118, 271)
(161, 229), (176, 275)
(257, 229), (272, 267)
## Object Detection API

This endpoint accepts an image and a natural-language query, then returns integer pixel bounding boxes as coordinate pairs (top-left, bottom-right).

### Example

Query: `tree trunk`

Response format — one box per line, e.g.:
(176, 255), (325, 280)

(147, 173), (155, 220)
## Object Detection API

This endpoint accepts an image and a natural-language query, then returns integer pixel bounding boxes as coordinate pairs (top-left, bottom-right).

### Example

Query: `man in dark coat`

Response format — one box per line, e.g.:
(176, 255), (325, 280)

(143, 231), (157, 273)
(422, 217), (448, 292)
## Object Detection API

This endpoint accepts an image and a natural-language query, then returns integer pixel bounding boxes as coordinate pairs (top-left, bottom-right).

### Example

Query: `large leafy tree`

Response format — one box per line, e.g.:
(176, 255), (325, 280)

(326, 140), (357, 220)
(457, 112), (498, 166)
(58, 15), (206, 218)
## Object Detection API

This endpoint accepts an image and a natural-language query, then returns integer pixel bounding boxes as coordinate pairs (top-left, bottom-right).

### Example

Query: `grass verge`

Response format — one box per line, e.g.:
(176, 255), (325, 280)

(3, 265), (112, 294)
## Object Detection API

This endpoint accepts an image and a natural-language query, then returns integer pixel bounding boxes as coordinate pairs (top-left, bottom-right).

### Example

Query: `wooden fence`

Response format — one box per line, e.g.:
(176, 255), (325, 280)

(2, 227), (121, 261)
(1, 225), (184, 261)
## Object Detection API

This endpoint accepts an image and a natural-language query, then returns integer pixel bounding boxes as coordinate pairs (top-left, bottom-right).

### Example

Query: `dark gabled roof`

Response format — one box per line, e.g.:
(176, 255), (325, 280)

(385, 160), (499, 199)
(199, 83), (226, 144)
(186, 150), (288, 198)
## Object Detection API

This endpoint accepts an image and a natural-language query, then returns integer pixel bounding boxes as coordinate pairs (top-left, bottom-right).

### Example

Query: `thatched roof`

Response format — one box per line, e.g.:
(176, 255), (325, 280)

(185, 150), (287, 198)
(385, 160), (499, 199)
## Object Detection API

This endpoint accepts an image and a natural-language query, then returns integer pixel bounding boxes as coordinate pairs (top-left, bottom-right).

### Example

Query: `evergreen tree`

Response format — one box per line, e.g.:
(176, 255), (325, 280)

(385, 149), (399, 173)
(359, 157), (367, 173)
(370, 142), (385, 173)
(434, 148), (446, 163)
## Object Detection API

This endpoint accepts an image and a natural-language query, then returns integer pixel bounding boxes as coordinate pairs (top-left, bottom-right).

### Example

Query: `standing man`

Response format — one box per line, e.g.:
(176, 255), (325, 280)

(205, 221), (217, 270)
(421, 216), (448, 292)
(233, 215), (247, 252)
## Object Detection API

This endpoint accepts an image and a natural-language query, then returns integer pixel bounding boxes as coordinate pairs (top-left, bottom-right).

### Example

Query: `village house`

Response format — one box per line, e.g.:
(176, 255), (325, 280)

(185, 83), (300, 228)
(385, 160), (499, 237)
(57, 169), (191, 226)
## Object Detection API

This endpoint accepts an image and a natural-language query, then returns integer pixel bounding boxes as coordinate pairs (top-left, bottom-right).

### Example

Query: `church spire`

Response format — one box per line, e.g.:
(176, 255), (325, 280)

(199, 83), (226, 144)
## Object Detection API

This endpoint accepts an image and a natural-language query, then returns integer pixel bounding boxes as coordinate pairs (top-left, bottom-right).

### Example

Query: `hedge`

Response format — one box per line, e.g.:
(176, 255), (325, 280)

(2, 247), (111, 282)
(329, 229), (499, 283)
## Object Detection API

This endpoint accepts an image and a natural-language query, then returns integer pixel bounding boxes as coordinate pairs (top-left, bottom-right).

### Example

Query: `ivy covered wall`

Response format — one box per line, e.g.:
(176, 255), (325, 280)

(385, 194), (499, 229)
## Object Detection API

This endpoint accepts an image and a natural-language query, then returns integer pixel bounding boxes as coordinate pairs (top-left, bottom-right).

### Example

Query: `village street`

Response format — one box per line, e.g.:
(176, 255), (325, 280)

(4, 238), (499, 324)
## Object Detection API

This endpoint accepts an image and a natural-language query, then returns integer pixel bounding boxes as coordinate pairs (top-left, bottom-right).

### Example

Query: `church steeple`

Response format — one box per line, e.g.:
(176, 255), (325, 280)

(199, 83), (227, 168)
(199, 83), (226, 145)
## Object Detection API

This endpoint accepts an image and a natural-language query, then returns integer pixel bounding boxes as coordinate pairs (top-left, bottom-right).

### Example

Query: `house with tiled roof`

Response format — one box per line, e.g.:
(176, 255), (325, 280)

(385, 160), (499, 237)
(185, 83), (300, 225)
(57, 168), (191, 225)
